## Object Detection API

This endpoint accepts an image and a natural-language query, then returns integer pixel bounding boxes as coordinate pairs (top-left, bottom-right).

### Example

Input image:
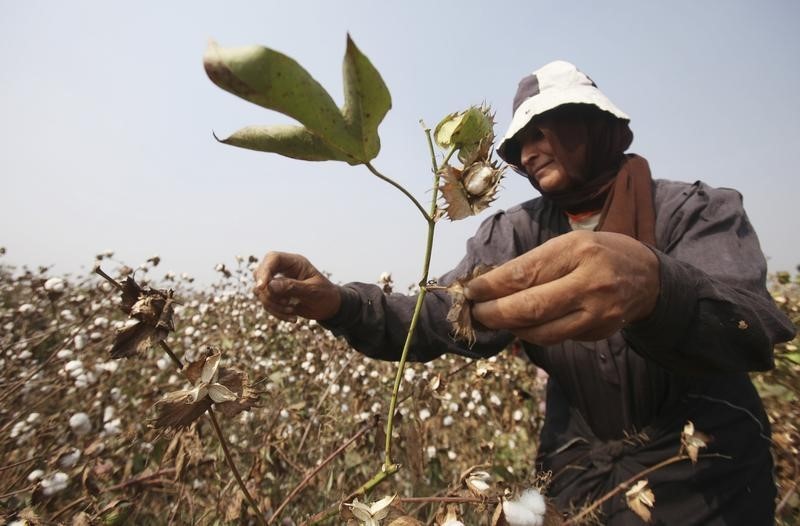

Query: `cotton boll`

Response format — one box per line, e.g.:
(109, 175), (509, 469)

(502, 488), (547, 526)
(69, 412), (91, 436)
(44, 278), (66, 293)
(58, 448), (81, 469)
(41, 471), (69, 496)
(27, 469), (45, 482)
(103, 418), (122, 435)
(73, 334), (86, 350)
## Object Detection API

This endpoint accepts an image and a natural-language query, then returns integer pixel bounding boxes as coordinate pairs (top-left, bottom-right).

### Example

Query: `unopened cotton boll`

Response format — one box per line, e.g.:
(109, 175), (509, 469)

(69, 412), (91, 436)
(502, 488), (547, 526)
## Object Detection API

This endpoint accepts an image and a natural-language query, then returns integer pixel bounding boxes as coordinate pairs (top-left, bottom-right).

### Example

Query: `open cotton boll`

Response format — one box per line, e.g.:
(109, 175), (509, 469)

(41, 471), (70, 496)
(69, 412), (92, 435)
(503, 488), (547, 526)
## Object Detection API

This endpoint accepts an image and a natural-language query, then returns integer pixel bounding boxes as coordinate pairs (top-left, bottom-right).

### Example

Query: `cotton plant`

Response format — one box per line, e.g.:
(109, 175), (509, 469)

(204, 33), (505, 519)
(93, 269), (265, 524)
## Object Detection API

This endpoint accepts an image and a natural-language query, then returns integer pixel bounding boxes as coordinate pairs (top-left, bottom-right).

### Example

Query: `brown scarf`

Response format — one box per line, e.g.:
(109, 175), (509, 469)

(525, 105), (656, 245)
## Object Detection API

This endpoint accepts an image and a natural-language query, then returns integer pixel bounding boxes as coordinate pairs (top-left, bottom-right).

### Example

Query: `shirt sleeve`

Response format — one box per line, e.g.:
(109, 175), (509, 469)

(320, 211), (519, 363)
(623, 182), (795, 374)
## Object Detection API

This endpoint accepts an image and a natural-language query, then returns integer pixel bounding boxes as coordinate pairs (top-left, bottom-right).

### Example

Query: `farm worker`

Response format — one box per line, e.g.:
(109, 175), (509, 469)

(253, 61), (795, 524)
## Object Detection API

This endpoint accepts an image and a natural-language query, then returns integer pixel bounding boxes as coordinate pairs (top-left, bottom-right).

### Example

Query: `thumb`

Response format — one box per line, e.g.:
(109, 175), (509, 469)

(268, 277), (295, 295)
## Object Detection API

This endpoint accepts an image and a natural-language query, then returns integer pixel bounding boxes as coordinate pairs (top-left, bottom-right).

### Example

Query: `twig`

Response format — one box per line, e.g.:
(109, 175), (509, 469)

(296, 354), (355, 453)
(94, 266), (124, 291)
(776, 479), (798, 514)
(0, 455), (44, 473)
(0, 484), (35, 500)
(207, 408), (267, 526)
(270, 419), (376, 525)
(159, 340), (183, 369)
(564, 453), (731, 525)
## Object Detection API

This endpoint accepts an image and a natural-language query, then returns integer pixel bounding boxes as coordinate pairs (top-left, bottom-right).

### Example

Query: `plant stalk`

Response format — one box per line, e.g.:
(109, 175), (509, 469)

(208, 408), (267, 526)
(382, 139), (455, 470)
(364, 162), (430, 221)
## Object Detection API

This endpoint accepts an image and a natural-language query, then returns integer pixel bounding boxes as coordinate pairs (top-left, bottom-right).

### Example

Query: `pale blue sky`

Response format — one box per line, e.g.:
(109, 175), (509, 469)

(2, 1), (799, 288)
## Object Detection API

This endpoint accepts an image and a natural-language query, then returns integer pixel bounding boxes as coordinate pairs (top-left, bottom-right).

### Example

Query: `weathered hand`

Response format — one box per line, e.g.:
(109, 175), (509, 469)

(252, 251), (341, 323)
(463, 231), (660, 345)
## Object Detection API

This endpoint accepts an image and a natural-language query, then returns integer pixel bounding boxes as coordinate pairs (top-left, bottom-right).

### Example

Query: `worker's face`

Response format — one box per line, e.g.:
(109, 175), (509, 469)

(518, 125), (572, 192)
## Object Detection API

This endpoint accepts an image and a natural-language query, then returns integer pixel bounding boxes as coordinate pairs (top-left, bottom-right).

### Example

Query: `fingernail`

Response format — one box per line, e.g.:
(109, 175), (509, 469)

(463, 286), (472, 299)
(255, 279), (265, 289)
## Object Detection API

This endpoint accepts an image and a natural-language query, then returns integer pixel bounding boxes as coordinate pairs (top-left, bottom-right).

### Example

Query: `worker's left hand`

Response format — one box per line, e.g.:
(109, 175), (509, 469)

(463, 230), (660, 345)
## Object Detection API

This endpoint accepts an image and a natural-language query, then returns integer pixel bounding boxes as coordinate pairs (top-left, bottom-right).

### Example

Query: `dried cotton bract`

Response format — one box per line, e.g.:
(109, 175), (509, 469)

(625, 479), (655, 523)
(680, 420), (710, 465)
(443, 265), (493, 346)
(153, 349), (257, 430)
(344, 494), (396, 526)
(109, 276), (176, 359)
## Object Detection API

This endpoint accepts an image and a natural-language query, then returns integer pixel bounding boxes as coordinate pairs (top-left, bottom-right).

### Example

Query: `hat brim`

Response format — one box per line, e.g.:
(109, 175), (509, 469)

(496, 85), (629, 166)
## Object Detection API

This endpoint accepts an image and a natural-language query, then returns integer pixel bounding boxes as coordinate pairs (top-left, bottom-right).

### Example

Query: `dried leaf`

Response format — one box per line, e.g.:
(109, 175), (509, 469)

(119, 277), (143, 314)
(110, 281), (175, 359)
(625, 479), (655, 523)
(152, 396), (213, 430)
(490, 501), (505, 526)
(402, 420), (425, 478)
(214, 367), (259, 417)
(110, 321), (166, 359)
(388, 518), (423, 526)
(81, 465), (101, 496)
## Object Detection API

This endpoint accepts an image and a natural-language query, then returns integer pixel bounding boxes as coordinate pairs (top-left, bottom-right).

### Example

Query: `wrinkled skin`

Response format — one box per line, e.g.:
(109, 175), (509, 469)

(464, 230), (660, 345)
(252, 251), (341, 323)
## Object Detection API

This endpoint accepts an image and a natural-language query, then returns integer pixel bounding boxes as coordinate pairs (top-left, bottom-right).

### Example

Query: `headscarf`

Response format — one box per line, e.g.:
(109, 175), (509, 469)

(511, 104), (656, 245)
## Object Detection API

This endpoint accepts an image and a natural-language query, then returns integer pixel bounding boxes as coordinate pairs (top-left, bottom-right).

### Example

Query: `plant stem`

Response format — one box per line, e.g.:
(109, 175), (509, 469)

(382, 139), (453, 470)
(207, 408), (267, 526)
(94, 266), (124, 291)
(364, 162), (430, 221)
(159, 340), (183, 369)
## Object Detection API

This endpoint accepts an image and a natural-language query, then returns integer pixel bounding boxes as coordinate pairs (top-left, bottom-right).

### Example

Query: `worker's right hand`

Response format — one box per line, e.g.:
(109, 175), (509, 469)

(252, 252), (341, 323)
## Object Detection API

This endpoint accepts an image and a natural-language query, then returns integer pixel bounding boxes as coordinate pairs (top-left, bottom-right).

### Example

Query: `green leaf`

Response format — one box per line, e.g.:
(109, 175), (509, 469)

(215, 125), (352, 162)
(341, 34), (392, 162)
(204, 40), (360, 159)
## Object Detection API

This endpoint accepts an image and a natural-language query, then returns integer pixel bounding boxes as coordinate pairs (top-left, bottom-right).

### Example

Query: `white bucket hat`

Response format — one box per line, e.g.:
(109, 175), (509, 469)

(497, 60), (629, 166)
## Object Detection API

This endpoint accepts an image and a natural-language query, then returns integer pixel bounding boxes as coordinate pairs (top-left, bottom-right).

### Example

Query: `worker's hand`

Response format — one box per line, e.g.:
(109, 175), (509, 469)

(252, 252), (341, 323)
(463, 231), (660, 345)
